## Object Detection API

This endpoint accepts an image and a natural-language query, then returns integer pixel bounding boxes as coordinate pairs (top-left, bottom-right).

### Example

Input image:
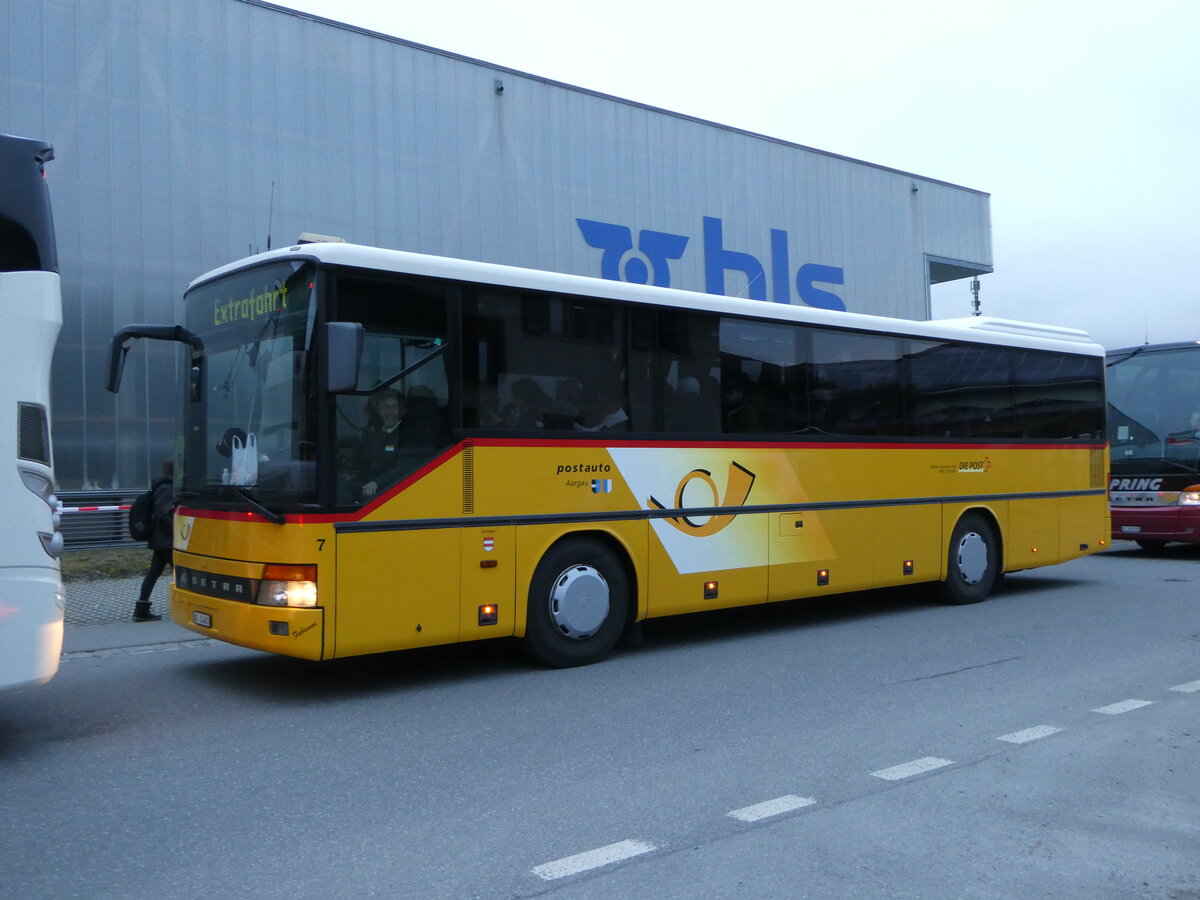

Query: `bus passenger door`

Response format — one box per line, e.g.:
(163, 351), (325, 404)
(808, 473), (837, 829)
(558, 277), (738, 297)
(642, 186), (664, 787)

(334, 529), (462, 657)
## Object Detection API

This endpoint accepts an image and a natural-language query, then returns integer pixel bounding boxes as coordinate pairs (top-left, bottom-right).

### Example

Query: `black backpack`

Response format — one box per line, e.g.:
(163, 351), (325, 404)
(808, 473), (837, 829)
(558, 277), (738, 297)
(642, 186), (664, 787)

(128, 487), (157, 541)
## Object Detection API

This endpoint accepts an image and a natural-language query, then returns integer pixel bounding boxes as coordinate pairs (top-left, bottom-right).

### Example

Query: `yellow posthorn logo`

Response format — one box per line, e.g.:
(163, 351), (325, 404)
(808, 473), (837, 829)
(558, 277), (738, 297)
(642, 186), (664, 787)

(649, 461), (756, 536)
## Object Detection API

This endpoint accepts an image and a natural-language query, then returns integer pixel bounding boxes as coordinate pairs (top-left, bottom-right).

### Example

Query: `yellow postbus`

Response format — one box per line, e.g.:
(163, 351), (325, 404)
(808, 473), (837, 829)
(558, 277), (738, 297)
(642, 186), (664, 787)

(108, 240), (1109, 667)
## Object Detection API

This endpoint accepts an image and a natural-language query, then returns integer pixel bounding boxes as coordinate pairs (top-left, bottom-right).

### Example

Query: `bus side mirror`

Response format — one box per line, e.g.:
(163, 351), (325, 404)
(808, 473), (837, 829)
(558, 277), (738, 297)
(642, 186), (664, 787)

(107, 324), (204, 394)
(324, 321), (362, 393)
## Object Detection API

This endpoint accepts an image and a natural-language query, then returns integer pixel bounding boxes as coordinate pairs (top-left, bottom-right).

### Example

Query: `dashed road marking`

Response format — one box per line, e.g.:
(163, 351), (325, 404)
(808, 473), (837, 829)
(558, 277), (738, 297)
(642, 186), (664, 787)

(1092, 699), (1154, 715)
(871, 756), (953, 781)
(532, 839), (656, 881)
(728, 795), (817, 822)
(529, 680), (1185, 874)
(997, 724), (1064, 744)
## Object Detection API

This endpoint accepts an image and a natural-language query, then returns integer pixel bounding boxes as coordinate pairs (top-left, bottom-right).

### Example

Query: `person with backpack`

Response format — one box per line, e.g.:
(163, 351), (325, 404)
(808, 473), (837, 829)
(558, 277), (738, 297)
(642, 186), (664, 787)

(133, 458), (175, 622)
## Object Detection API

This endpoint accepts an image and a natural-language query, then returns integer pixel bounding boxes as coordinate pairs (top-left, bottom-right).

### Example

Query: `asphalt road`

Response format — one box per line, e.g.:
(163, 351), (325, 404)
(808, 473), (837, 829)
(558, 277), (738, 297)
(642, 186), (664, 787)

(2, 543), (1198, 898)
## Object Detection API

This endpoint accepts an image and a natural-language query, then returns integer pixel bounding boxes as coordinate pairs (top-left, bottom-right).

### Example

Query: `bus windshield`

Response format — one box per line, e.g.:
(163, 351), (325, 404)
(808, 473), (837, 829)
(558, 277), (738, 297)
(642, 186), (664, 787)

(182, 260), (318, 505)
(1107, 345), (1200, 471)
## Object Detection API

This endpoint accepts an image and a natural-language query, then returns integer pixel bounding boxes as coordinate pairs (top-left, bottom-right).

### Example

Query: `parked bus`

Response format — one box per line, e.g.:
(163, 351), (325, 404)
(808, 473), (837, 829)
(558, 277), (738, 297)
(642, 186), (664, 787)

(108, 240), (1108, 667)
(1107, 340), (1200, 550)
(0, 133), (65, 690)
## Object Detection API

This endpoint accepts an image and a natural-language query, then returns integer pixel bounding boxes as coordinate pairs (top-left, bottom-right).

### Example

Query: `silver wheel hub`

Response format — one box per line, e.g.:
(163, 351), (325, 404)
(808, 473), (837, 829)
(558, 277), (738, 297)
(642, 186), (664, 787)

(955, 532), (989, 584)
(548, 565), (609, 639)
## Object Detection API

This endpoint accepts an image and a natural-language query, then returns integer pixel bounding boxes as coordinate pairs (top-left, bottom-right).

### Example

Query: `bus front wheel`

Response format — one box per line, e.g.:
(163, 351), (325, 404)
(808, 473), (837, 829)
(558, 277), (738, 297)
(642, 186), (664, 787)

(521, 538), (630, 667)
(940, 513), (1000, 605)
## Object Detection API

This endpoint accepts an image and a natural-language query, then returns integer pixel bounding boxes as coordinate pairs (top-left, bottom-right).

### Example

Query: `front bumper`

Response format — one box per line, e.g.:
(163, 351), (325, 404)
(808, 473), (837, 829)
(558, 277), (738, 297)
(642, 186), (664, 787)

(1110, 505), (1200, 544)
(170, 585), (325, 660)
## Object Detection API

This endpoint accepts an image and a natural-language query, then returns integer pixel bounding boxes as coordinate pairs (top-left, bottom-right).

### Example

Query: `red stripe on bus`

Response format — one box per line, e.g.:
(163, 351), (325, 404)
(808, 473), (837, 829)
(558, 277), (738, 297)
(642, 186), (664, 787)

(174, 438), (1107, 526)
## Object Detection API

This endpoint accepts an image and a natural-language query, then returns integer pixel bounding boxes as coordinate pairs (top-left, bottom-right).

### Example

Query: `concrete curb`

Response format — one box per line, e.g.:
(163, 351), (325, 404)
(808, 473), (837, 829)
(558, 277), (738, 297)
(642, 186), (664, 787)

(60, 618), (201, 655)
(61, 576), (191, 654)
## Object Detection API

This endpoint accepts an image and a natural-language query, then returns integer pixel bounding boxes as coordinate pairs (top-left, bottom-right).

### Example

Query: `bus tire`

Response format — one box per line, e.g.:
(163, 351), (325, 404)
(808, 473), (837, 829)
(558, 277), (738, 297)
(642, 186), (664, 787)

(521, 537), (629, 668)
(940, 512), (1000, 605)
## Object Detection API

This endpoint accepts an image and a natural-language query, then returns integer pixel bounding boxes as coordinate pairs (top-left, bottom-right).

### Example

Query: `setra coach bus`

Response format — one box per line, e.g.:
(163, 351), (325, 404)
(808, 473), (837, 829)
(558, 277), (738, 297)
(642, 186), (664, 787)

(108, 239), (1109, 667)
(0, 133), (65, 690)
(1107, 340), (1200, 550)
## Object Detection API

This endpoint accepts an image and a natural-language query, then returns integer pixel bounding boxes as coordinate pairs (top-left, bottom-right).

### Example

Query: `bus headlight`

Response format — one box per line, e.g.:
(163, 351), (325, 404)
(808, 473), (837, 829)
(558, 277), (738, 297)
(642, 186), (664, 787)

(257, 565), (318, 607)
(258, 580), (317, 607)
(1179, 485), (1200, 506)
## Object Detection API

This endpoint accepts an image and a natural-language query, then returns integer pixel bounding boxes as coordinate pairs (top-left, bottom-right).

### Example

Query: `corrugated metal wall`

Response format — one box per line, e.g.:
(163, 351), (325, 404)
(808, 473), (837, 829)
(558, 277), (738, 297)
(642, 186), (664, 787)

(1, 0), (992, 490)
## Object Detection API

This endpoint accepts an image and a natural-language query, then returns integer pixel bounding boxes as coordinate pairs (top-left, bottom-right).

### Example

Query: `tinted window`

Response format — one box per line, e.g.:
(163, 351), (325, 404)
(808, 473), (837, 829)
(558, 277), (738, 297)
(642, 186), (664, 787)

(812, 330), (904, 436)
(719, 317), (807, 434)
(659, 309), (720, 433)
(909, 341), (1013, 438)
(459, 286), (1104, 444)
(1013, 349), (1104, 439)
(463, 289), (634, 432)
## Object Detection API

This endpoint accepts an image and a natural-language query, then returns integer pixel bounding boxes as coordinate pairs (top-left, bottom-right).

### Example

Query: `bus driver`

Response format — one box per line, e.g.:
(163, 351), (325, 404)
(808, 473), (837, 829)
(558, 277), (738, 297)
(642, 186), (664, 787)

(356, 388), (409, 499)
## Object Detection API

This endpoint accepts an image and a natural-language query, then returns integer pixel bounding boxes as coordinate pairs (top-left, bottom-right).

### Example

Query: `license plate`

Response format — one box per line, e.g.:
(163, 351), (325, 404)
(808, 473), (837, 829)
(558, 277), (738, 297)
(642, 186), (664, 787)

(192, 610), (213, 628)
(1120, 525), (1141, 534)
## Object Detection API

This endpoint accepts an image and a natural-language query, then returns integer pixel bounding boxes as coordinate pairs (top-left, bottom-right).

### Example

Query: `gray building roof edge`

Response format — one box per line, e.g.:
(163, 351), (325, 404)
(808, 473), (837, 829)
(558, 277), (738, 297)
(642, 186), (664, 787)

(246, 0), (990, 199)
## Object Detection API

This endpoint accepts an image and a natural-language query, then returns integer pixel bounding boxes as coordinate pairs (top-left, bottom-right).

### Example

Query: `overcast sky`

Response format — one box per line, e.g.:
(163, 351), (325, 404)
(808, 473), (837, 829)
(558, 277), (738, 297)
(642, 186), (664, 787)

(281, 0), (1199, 349)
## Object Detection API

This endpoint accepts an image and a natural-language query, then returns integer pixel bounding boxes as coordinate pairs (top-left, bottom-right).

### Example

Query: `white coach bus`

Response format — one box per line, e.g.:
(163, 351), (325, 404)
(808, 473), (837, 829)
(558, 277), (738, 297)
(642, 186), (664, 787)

(0, 133), (65, 690)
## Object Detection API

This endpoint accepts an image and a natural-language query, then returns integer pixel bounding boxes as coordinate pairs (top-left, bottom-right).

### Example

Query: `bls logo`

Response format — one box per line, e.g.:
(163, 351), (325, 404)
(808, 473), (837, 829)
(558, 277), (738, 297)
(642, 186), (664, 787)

(577, 216), (846, 311)
(575, 219), (689, 287)
(647, 461), (756, 537)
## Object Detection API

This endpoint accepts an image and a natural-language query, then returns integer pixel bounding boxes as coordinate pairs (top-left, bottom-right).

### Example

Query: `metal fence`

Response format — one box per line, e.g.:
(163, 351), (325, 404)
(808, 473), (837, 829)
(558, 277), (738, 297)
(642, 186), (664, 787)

(58, 491), (140, 550)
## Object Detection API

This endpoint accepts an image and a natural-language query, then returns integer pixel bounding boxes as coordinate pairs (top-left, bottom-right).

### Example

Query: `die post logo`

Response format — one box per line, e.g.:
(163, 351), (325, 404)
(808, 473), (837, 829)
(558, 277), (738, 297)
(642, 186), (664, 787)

(958, 457), (991, 473)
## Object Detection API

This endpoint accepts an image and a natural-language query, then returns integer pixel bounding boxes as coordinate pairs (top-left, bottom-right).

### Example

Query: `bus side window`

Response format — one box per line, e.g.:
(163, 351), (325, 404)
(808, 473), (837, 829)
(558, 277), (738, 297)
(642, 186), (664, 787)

(908, 341), (1013, 439)
(660, 310), (720, 434)
(465, 288), (634, 433)
(812, 331), (903, 437)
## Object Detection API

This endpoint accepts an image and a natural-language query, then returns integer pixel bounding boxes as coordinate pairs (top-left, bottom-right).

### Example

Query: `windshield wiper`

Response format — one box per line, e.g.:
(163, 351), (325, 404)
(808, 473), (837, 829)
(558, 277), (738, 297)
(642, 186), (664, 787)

(1106, 346), (1146, 367)
(364, 341), (450, 395)
(221, 485), (286, 525)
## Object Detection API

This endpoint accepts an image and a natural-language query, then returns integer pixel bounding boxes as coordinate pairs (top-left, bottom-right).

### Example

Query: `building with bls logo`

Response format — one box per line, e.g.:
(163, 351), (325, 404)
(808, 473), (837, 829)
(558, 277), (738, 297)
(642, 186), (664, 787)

(3, 0), (992, 492)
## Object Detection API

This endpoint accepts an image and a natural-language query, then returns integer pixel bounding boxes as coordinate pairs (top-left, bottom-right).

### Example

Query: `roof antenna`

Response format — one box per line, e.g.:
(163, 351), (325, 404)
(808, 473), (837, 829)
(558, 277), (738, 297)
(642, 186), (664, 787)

(970, 277), (982, 316)
(266, 180), (275, 251)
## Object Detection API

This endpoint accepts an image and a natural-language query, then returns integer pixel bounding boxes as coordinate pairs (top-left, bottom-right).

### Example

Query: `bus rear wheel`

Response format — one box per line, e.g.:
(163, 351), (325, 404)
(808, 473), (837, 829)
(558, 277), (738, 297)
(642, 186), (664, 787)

(521, 538), (629, 668)
(940, 512), (1000, 605)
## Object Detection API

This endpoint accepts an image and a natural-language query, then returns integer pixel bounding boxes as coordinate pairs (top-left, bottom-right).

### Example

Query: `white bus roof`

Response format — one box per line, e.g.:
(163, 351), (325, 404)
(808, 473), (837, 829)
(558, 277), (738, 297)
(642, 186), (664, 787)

(190, 241), (1102, 357)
